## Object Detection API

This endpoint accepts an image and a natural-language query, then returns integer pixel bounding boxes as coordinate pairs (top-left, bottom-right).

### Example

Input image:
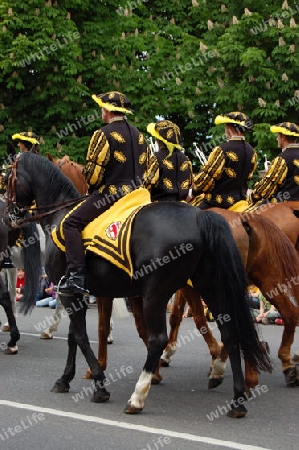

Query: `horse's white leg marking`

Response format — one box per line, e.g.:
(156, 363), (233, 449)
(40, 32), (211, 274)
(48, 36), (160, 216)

(42, 296), (64, 337)
(160, 343), (177, 364)
(128, 370), (152, 409)
(209, 357), (226, 379)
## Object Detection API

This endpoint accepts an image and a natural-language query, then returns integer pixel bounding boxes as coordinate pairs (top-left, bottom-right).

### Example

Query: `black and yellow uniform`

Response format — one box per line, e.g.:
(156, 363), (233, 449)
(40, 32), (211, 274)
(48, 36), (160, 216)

(147, 148), (193, 201)
(193, 139), (256, 209)
(251, 146), (299, 202)
(192, 111), (256, 209)
(251, 122), (299, 203)
(83, 119), (149, 196)
(146, 120), (193, 202)
(60, 91), (151, 293)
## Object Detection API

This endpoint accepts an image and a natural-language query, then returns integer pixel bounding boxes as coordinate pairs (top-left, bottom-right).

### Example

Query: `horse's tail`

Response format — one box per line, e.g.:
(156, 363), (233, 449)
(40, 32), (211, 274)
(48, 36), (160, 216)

(196, 210), (272, 373)
(19, 220), (42, 315)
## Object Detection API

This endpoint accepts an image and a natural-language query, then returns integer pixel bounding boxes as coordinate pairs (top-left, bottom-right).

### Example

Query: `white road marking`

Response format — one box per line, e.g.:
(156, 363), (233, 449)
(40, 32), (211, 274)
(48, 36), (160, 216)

(0, 400), (273, 450)
(18, 332), (98, 344)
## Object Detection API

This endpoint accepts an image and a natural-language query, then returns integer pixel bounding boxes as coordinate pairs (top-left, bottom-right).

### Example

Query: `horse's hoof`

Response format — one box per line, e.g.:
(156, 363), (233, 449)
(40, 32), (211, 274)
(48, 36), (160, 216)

(90, 389), (110, 403)
(4, 346), (18, 355)
(160, 360), (169, 367)
(124, 402), (143, 414)
(208, 377), (223, 389)
(151, 374), (162, 385)
(226, 403), (247, 418)
(82, 370), (93, 379)
(2, 325), (10, 332)
(283, 367), (299, 387)
(40, 332), (53, 339)
(51, 381), (70, 393)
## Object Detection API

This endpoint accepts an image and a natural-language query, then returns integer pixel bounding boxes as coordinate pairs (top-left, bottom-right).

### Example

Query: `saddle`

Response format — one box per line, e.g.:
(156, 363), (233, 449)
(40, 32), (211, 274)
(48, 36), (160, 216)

(52, 188), (151, 277)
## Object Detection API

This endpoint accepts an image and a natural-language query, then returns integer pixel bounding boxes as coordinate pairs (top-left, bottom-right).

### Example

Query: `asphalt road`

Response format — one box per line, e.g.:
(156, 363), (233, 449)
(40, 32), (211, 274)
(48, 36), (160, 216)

(0, 304), (298, 450)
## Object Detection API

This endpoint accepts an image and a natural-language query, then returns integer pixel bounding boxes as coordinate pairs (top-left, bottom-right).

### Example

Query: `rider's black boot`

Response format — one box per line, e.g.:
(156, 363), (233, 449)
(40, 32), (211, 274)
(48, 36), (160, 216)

(58, 268), (88, 294)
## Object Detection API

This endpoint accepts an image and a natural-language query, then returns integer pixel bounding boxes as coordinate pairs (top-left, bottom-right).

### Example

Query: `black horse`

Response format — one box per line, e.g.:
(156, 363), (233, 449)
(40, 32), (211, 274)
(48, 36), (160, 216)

(5, 152), (272, 417)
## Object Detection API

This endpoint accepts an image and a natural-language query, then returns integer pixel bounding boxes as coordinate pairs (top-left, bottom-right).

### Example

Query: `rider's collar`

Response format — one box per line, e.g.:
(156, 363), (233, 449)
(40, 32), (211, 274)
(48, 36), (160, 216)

(109, 116), (127, 124)
(227, 136), (246, 140)
(284, 143), (299, 151)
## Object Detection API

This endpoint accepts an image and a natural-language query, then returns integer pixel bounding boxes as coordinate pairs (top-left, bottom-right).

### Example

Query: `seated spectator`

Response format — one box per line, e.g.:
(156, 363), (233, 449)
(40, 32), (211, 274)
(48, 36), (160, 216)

(16, 268), (25, 301)
(247, 285), (261, 310)
(248, 285), (281, 324)
(36, 272), (56, 308)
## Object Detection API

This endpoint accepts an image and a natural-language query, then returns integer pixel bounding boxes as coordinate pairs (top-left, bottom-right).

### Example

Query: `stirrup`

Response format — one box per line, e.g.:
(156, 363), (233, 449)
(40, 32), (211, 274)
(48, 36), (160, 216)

(56, 275), (90, 296)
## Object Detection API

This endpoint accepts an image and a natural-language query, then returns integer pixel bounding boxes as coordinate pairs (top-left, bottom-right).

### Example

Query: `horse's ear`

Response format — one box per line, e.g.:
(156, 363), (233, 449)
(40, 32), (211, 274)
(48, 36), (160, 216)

(64, 155), (70, 162)
(46, 152), (55, 162)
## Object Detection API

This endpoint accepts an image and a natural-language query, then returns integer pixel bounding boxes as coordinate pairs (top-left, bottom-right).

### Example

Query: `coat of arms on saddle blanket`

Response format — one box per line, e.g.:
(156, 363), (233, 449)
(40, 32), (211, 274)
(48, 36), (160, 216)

(51, 188), (151, 277)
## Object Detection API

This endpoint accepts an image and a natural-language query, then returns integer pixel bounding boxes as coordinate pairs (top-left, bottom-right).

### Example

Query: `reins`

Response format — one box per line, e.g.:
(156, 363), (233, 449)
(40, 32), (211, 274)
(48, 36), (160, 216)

(10, 197), (88, 226)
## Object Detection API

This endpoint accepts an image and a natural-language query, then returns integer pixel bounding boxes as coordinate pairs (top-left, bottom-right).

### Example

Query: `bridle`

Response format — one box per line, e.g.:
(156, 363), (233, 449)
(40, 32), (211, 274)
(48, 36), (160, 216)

(5, 154), (88, 228)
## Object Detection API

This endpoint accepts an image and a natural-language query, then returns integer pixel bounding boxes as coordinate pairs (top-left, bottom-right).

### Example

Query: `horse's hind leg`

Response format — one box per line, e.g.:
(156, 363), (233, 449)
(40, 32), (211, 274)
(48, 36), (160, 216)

(129, 296), (148, 345)
(160, 285), (227, 388)
(52, 294), (110, 403)
(160, 288), (186, 367)
(278, 317), (299, 387)
(125, 296), (168, 414)
(257, 282), (299, 387)
(83, 296), (113, 379)
(180, 286), (227, 387)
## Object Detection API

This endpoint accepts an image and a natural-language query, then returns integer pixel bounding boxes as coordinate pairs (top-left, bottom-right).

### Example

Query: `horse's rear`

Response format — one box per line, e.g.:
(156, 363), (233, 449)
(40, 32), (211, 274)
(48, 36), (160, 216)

(206, 208), (299, 387)
(259, 201), (299, 252)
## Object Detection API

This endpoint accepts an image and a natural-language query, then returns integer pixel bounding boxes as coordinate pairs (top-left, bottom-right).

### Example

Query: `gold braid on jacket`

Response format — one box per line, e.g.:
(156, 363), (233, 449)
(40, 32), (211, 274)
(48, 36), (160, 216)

(251, 156), (287, 201)
(193, 146), (225, 194)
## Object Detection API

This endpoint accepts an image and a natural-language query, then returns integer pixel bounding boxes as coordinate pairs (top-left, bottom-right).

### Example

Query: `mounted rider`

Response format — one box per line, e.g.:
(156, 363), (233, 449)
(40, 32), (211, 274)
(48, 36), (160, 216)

(192, 111), (257, 210)
(59, 91), (152, 295)
(250, 122), (299, 204)
(12, 131), (43, 154)
(146, 119), (193, 202)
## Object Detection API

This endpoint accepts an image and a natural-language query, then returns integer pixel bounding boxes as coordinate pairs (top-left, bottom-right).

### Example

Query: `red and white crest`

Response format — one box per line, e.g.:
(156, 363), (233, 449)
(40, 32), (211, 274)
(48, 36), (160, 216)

(105, 221), (122, 240)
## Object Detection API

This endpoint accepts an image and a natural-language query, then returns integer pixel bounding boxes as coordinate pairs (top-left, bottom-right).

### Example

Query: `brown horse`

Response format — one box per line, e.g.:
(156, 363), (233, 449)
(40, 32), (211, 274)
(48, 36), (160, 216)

(160, 204), (299, 390)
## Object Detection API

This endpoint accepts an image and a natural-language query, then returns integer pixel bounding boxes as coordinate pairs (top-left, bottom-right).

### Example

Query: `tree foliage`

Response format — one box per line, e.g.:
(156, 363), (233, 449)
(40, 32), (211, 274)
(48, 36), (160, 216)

(1, 0), (299, 170)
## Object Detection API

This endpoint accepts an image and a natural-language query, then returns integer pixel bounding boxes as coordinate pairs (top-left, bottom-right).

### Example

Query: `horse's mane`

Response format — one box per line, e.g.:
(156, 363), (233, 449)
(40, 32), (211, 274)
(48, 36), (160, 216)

(20, 152), (79, 202)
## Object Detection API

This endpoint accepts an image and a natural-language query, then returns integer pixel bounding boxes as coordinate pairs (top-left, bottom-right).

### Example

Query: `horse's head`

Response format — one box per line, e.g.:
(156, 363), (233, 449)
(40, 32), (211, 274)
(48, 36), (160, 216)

(47, 153), (87, 195)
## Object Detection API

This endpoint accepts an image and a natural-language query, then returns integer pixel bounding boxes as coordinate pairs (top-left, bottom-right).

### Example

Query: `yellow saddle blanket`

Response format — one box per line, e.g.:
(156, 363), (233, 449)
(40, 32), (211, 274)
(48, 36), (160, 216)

(52, 188), (151, 277)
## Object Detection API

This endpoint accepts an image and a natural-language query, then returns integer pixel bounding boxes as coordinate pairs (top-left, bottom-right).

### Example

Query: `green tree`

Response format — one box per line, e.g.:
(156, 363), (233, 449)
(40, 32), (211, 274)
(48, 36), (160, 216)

(1, 0), (299, 172)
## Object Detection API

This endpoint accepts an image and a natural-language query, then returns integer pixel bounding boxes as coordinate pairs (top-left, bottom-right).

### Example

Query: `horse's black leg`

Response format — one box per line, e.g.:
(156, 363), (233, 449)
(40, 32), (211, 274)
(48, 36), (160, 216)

(51, 322), (77, 393)
(52, 294), (110, 402)
(125, 296), (168, 413)
(1, 291), (20, 355)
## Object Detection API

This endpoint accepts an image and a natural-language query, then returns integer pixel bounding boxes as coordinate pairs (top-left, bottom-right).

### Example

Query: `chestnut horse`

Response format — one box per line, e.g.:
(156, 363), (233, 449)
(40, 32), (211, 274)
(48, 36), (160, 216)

(160, 204), (299, 390)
